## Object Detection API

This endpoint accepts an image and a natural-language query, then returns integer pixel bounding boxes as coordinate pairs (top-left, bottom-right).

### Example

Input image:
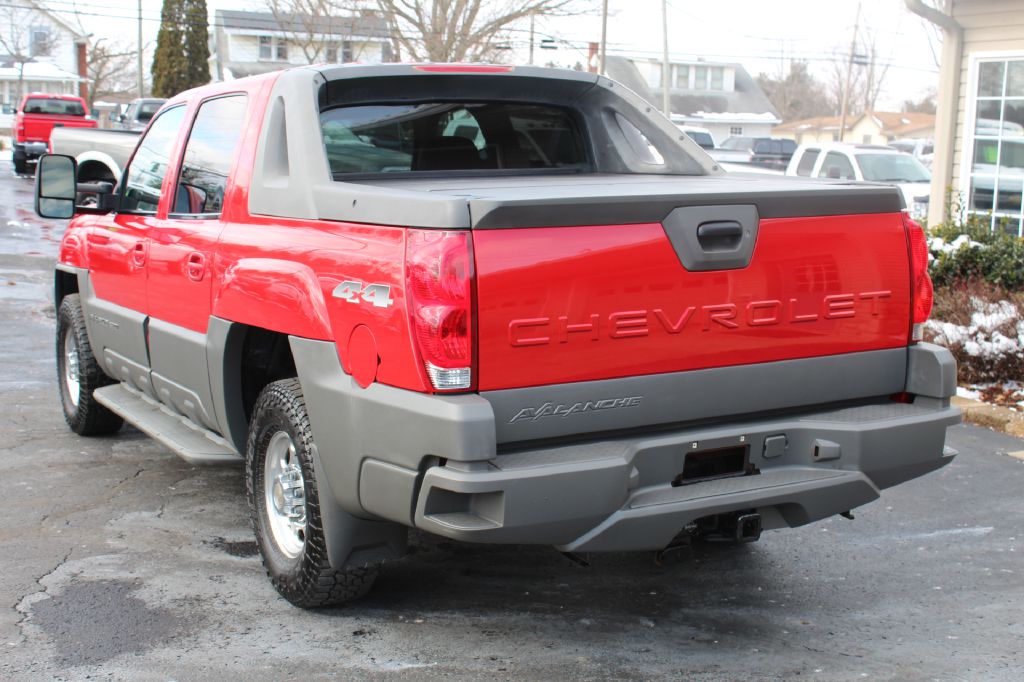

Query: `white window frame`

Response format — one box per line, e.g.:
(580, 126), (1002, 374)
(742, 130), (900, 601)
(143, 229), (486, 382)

(258, 35), (273, 60)
(960, 50), (1024, 236)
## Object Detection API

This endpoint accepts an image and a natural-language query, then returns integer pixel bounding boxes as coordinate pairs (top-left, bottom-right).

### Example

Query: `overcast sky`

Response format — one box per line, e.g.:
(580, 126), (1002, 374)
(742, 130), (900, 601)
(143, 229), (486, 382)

(62, 0), (941, 112)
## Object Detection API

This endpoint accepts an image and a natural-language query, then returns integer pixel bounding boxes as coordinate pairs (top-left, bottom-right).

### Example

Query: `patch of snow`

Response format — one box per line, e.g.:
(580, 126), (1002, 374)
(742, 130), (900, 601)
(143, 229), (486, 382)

(926, 296), (1023, 359)
(957, 386), (981, 400)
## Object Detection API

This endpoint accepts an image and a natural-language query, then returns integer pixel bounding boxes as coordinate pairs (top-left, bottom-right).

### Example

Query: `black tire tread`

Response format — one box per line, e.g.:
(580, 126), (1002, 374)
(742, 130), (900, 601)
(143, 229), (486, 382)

(246, 378), (377, 608)
(56, 294), (123, 436)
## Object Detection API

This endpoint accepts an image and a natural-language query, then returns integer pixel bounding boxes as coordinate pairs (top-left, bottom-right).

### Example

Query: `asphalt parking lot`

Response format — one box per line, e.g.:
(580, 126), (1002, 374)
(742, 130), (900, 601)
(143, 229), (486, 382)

(0, 165), (1022, 681)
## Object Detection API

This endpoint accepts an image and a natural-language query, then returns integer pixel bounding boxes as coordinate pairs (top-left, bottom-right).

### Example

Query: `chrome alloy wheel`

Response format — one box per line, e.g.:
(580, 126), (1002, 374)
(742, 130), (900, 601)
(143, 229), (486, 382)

(63, 327), (80, 408)
(263, 431), (307, 558)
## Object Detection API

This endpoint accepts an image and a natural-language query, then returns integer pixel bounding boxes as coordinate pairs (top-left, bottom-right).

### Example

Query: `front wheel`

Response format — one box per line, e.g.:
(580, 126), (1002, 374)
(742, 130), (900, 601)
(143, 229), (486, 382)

(56, 294), (123, 435)
(246, 378), (378, 608)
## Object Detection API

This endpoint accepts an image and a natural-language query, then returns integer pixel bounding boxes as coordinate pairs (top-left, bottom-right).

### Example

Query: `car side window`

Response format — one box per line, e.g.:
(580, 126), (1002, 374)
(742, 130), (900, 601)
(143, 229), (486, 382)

(171, 95), (248, 216)
(120, 105), (186, 214)
(796, 149), (820, 176)
(820, 151), (856, 180)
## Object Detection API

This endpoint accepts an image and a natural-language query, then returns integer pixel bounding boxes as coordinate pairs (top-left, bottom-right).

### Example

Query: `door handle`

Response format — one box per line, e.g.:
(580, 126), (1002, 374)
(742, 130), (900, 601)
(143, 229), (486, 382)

(131, 241), (147, 267)
(186, 252), (206, 282)
(696, 221), (744, 252)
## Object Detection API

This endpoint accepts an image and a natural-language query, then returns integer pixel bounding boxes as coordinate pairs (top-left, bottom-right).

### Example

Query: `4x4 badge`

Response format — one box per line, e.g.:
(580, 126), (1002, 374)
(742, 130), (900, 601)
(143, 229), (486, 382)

(332, 281), (394, 308)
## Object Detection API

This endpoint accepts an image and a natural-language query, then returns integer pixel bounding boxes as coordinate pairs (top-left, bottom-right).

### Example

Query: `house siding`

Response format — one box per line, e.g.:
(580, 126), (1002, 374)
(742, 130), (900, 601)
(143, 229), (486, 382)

(950, 0), (1024, 206)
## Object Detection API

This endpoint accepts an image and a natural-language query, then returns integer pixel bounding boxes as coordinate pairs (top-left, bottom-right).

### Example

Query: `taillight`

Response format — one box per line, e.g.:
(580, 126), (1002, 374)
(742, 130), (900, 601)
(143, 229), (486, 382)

(405, 229), (475, 392)
(904, 214), (933, 342)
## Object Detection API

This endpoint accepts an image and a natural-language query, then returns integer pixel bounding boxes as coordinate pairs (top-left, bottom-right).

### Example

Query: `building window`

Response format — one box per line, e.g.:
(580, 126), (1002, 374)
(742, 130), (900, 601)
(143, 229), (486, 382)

(695, 65), (707, 89)
(276, 39), (289, 61)
(258, 35), (272, 60)
(710, 67), (724, 90)
(30, 27), (51, 57)
(326, 44), (338, 62)
(673, 64), (689, 89)
(341, 41), (353, 63)
(730, 126), (743, 136)
(967, 57), (1024, 235)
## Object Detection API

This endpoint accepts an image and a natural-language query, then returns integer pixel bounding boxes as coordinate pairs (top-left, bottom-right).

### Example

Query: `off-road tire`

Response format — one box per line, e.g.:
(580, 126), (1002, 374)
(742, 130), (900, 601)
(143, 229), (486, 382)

(12, 151), (27, 175)
(56, 294), (123, 435)
(246, 378), (378, 608)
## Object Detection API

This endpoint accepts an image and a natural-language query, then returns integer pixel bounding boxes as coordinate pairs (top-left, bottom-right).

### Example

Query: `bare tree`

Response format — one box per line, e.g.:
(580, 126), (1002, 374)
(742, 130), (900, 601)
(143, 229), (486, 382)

(824, 47), (863, 117)
(375, 0), (576, 63)
(0, 2), (62, 103)
(87, 39), (141, 108)
(263, 0), (378, 64)
(859, 32), (891, 114)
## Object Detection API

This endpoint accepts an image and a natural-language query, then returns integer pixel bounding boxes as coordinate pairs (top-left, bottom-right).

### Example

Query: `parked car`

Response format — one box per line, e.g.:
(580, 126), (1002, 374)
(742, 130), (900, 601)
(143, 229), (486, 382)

(35, 64), (958, 609)
(111, 98), (167, 131)
(786, 143), (932, 220)
(12, 93), (96, 174)
(676, 125), (715, 150)
(710, 136), (796, 170)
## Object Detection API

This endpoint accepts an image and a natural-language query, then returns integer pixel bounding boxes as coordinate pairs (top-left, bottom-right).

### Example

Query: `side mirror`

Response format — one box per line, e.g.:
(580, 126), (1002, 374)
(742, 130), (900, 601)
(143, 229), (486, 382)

(35, 154), (77, 219)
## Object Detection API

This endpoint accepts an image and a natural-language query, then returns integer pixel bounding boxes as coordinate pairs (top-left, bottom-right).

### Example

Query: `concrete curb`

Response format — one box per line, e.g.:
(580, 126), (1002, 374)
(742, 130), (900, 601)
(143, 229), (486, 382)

(952, 395), (1024, 438)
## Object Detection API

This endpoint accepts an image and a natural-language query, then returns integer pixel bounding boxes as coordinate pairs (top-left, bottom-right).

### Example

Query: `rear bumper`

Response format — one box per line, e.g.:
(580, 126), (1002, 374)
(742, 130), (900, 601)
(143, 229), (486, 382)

(290, 337), (960, 558)
(412, 400), (960, 551)
(14, 142), (48, 158)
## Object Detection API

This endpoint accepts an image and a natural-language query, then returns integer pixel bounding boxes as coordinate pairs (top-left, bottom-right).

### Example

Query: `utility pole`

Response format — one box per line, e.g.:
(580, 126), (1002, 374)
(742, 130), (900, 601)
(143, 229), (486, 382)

(838, 0), (861, 142)
(599, 0), (608, 74)
(661, 0), (670, 116)
(529, 12), (535, 65)
(136, 0), (144, 97)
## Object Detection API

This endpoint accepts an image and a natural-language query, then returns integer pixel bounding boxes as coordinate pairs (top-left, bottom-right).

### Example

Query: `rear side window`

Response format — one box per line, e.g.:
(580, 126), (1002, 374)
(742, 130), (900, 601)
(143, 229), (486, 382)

(795, 149), (820, 176)
(172, 95), (248, 215)
(819, 151), (856, 180)
(320, 102), (588, 175)
(23, 98), (85, 116)
(120, 105), (186, 214)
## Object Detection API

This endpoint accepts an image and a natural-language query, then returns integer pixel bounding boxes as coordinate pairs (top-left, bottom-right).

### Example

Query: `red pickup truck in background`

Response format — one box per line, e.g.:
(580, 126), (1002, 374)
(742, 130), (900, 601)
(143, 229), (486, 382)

(34, 65), (960, 609)
(13, 93), (95, 175)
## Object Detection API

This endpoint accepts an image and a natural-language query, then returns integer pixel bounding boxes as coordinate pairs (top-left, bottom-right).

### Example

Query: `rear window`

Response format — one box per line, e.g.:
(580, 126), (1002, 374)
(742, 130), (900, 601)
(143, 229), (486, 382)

(22, 98), (86, 116)
(320, 102), (589, 175)
(137, 101), (162, 122)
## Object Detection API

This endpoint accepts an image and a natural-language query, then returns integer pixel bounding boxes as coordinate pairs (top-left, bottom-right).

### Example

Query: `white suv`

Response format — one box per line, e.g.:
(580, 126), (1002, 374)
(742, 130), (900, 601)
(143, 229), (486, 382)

(785, 142), (931, 219)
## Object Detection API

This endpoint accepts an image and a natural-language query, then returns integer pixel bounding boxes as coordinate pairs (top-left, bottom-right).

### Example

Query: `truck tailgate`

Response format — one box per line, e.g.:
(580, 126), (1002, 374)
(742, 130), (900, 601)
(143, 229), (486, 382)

(474, 211), (910, 390)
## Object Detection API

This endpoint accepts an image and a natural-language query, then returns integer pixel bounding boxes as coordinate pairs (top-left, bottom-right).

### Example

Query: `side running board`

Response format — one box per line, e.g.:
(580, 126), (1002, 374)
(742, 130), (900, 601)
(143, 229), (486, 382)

(94, 384), (241, 465)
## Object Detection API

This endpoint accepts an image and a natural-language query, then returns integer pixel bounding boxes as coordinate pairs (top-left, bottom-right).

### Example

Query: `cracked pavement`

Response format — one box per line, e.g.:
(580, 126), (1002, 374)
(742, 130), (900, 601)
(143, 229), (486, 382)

(1, 167), (1023, 680)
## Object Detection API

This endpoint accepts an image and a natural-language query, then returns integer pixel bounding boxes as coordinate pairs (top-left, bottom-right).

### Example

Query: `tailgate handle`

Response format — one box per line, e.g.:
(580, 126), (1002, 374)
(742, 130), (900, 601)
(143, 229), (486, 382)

(696, 221), (743, 251)
(662, 204), (760, 272)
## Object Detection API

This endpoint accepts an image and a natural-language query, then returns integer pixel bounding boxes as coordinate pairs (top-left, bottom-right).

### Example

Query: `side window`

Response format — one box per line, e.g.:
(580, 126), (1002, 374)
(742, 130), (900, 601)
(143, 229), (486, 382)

(172, 95), (248, 216)
(820, 151), (856, 180)
(796, 149), (820, 176)
(120, 106), (186, 214)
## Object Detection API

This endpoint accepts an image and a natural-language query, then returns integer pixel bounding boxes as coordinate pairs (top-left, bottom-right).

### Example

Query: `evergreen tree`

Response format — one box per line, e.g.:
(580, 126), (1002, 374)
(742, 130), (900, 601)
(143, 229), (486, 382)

(151, 0), (210, 98)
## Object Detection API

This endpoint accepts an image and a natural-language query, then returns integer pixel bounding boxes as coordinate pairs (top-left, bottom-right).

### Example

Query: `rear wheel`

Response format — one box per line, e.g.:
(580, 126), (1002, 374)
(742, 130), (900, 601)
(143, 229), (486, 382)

(56, 294), (123, 435)
(246, 378), (378, 608)
(12, 150), (27, 175)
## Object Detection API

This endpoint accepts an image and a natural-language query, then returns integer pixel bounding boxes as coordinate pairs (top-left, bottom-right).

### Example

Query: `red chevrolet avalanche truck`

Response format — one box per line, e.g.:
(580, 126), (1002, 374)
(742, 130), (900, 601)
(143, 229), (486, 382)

(13, 93), (95, 175)
(34, 64), (960, 608)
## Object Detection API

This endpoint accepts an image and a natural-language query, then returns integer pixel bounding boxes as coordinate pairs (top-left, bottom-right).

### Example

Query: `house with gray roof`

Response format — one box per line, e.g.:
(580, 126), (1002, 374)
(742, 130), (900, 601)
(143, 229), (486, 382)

(606, 56), (781, 145)
(211, 9), (391, 81)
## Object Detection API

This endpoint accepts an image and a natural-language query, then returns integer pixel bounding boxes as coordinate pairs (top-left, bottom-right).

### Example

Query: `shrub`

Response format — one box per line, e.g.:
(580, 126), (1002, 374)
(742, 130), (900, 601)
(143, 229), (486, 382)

(924, 280), (1024, 384)
(927, 194), (1024, 291)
